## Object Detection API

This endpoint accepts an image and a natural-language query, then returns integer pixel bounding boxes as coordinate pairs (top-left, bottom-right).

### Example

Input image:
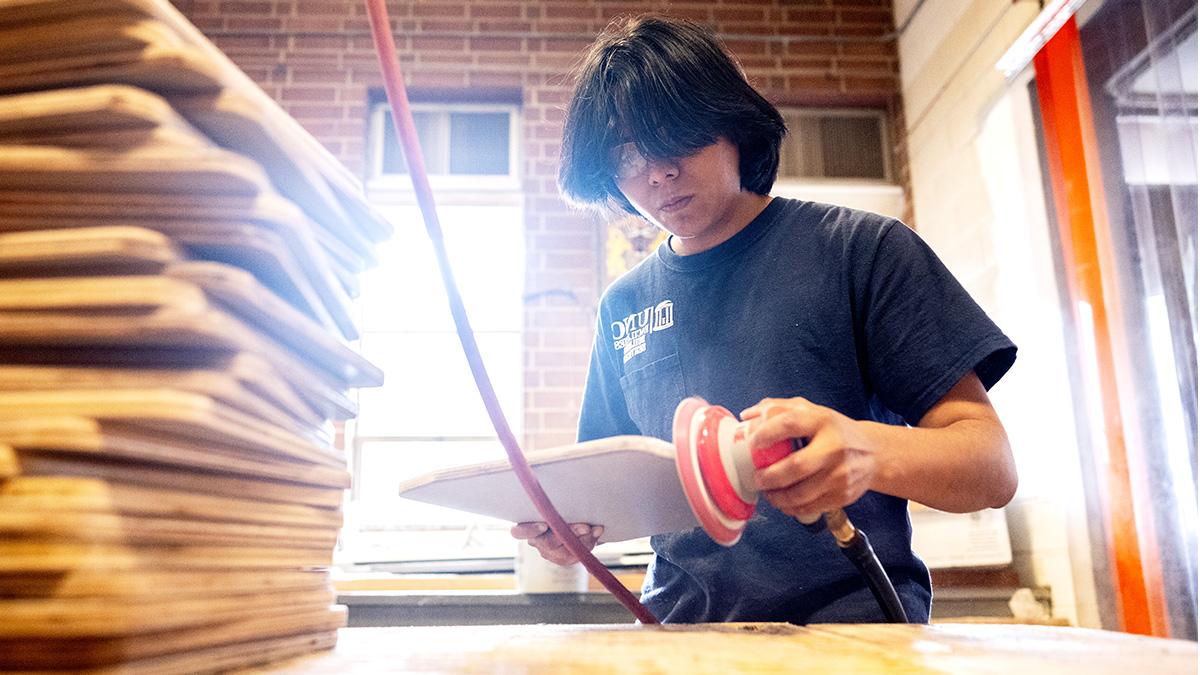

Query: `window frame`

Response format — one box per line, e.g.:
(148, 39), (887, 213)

(366, 101), (522, 192)
(775, 106), (894, 184)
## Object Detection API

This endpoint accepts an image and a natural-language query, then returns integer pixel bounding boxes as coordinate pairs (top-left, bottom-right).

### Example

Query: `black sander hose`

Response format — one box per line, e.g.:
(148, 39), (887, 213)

(822, 510), (909, 623)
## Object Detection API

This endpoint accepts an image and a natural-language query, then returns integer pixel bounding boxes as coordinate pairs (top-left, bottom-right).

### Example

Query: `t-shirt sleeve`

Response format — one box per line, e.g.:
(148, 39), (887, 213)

(855, 220), (1016, 426)
(577, 313), (640, 442)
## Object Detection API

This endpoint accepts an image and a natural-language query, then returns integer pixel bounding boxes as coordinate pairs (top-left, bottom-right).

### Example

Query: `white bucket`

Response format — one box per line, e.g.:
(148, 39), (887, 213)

(514, 540), (588, 593)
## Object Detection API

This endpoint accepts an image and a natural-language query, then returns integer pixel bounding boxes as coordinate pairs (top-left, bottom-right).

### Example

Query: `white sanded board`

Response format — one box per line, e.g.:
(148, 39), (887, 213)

(398, 435), (699, 544)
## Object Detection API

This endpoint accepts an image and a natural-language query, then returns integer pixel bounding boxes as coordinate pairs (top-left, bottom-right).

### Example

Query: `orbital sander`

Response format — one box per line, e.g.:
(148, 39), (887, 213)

(672, 396), (909, 623)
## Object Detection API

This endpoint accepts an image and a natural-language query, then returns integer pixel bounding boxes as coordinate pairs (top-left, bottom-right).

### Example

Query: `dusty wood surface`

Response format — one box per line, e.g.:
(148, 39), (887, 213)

(238, 623), (1198, 674)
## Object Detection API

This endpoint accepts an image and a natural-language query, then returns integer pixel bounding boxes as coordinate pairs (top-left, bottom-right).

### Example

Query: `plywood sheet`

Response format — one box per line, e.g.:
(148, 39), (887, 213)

(399, 435), (698, 543)
(0, 79), (366, 327)
(0, 588), (337, 637)
(176, 91), (377, 264)
(0, 144), (270, 195)
(0, 226), (181, 275)
(0, 191), (359, 340)
(0, 275), (373, 414)
(0, 0), (391, 245)
(0, 510), (338, 549)
(0, 389), (345, 468)
(0, 540), (335, 574)
(0, 567), (331, 599)
(16, 450), (345, 508)
(166, 261), (382, 387)
(0, 362), (322, 431)
(0, 475), (343, 531)
(0, 35), (224, 95)
(2, 613), (343, 671)
(0, 413), (347, 489)
(0, 3), (381, 672)
(0, 84), (184, 139)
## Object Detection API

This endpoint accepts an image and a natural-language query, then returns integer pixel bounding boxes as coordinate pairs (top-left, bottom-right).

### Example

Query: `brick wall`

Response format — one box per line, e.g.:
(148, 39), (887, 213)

(173, 0), (902, 450)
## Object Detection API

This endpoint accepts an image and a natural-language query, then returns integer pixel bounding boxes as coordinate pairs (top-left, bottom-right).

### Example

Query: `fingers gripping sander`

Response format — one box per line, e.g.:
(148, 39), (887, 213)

(672, 396), (799, 546)
(671, 396), (909, 622)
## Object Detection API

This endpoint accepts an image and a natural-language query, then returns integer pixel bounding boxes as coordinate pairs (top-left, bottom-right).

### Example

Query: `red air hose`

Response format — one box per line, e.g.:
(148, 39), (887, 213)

(363, 0), (658, 625)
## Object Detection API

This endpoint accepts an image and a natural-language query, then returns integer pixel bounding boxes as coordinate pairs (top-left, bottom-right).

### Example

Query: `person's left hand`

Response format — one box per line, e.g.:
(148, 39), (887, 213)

(740, 397), (878, 523)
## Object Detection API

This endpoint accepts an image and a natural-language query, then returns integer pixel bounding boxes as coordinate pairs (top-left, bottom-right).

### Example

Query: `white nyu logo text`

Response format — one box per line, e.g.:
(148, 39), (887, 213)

(611, 300), (674, 363)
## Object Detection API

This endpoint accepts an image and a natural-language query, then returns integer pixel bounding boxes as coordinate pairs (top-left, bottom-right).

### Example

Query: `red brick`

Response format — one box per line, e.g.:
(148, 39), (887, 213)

(467, 71), (524, 88)
(478, 20), (534, 31)
(470, 4), (522, 19)
(840, 40), (895, 57)
(211, 34), (273, 51)
(414, 4), (466, 18)
(840, 75), (896, 93)
(787, 40), (840, 56)
(411, 36), (467, 51)
(295, 1), (352, 15)
(713, 7), (768, 22)
(836, 7), (893, 24)
(487, 53), (533, 67)
(219, 1), (272, 14)
(280, 86), (339, 101)
(780, 56), (837, 70)
(469, 37), (522, 52)
(778, 22), (835, 36)
(288, 67), (344, 84)
(663, 6), (712, 21)
(419, 53), (474, 65)
(536, 37), (594, 53)
(723, 38), (769, 56)
(738, 55), (780, 70)
(227, 16), (283, 30)
(417, 19), (474, 32)
(786, 73), (840, 90)
(282, 103), (348, 119)
(175, 0), (908, 445)
(534, 89), (571, 105)
(190, 16), (225, 30)
(282, 16), (343, 31)
(292, 34), (352, 50)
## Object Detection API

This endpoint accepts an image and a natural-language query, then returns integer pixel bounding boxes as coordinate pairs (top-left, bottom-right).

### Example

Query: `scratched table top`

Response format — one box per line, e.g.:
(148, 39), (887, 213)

(242, 623), (1197, 674)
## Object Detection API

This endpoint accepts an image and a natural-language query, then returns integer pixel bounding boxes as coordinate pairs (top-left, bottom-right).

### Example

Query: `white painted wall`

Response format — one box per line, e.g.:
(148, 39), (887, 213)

(897, 0), (1102, 626)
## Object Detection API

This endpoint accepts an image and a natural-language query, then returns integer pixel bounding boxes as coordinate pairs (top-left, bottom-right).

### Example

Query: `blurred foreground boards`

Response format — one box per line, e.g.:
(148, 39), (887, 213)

(0, 0), (387, 671)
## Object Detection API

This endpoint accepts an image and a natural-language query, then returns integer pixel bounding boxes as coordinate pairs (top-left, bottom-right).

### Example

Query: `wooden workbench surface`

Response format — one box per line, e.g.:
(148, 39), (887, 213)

(242, 623), (1196, 674)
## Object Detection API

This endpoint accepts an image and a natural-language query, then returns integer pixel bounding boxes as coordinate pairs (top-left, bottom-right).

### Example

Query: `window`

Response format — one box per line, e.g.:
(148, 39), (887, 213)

(777, 108), (891, 181)
(342, 101), (525, 571)
(773, 108), (904, 221)
(366, 101), (521, 190)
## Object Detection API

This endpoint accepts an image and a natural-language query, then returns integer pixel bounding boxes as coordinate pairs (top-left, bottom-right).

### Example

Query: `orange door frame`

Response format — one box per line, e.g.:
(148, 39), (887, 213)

(1031, 16), (1167, 636)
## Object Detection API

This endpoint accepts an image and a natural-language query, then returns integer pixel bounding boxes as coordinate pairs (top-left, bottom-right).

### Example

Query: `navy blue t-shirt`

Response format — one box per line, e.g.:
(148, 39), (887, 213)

(577, 197), (1016, 624)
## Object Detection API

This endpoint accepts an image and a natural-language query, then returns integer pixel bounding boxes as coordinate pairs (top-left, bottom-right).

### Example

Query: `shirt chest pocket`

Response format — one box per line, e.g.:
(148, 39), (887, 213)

(619, 352), (686, 442)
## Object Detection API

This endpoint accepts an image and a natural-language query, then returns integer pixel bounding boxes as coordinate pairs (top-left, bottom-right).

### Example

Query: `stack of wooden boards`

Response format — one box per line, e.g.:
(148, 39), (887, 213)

(0, 0), (391, 671)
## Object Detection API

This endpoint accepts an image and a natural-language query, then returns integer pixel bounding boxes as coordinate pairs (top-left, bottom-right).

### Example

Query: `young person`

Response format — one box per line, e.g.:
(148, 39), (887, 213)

(511, 15), (1018, 624)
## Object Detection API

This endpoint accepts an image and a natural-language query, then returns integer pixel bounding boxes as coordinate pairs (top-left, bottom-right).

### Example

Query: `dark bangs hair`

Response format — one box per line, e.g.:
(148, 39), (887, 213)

(558, 15), (787, 214)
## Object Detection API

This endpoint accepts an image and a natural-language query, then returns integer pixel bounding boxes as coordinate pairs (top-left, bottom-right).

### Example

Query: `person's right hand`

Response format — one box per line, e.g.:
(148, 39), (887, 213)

(510, 521), (604, 566)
